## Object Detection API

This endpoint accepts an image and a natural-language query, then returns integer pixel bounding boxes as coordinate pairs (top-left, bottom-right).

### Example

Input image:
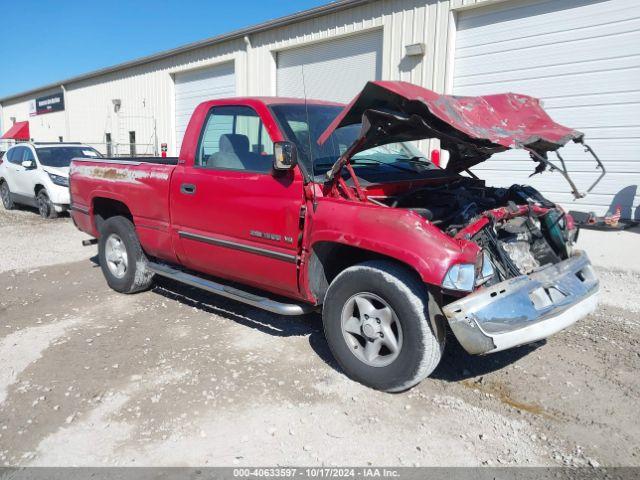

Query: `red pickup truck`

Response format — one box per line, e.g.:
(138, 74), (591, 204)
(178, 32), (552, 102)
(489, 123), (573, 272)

(70, 81), (602, 392)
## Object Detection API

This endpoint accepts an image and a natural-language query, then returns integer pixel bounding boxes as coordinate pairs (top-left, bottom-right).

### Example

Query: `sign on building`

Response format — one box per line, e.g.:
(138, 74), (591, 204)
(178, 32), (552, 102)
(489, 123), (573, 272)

(31, 92), (65, 115)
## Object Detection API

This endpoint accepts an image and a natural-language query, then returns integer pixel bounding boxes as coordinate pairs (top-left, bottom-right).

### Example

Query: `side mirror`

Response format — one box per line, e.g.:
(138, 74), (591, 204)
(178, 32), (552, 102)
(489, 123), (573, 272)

(21, 160), (36, 169)
(273, 142), (297, 171)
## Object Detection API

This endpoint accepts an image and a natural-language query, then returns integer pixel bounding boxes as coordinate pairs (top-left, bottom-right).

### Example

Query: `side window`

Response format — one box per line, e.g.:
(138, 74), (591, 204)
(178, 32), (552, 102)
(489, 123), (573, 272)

(197, 106), (274, 173)
(23, 148), (35, 162)
(8, 147), (23, 164)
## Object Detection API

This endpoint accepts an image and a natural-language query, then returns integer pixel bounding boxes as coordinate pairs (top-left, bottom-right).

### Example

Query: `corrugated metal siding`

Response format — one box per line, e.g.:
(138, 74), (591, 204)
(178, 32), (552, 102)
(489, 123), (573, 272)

(249, 0), (456, 152)
(453, 0), (640, 218)
(1, 0), (630, 223)
(1, 39), (245, 156)
(276, 29), (383, 102)
(62, 38), (245, 156)
(174, 62), (236, 153)
(450, 0), (508, 9)
(2, 0), (460, 156)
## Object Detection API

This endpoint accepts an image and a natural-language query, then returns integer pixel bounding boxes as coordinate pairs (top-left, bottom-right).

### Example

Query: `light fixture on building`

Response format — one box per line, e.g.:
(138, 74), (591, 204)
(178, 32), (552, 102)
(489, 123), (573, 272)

(405, 43), (426, 57)
(112, 99), (121, 113)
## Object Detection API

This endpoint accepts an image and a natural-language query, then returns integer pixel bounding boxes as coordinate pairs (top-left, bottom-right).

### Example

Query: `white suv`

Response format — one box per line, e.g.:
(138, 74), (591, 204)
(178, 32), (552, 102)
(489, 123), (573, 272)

(0, 143), (101, 218)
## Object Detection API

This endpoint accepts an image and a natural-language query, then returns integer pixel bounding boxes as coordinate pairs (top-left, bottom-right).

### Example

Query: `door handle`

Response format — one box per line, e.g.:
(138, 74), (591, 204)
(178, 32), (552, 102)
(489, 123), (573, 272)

(180, 183), (196, 195)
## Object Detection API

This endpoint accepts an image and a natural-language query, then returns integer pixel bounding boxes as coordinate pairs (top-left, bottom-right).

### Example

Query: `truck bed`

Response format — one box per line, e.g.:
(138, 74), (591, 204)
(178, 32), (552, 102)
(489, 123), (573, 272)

(97, 156), (179, 165)
(69, 157), (177, 261)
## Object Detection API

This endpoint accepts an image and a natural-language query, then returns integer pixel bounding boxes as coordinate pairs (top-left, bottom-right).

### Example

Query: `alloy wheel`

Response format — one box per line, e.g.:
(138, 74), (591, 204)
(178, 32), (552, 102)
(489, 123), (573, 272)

(105, 233), (129, 279)
(340, 292), (403, 367)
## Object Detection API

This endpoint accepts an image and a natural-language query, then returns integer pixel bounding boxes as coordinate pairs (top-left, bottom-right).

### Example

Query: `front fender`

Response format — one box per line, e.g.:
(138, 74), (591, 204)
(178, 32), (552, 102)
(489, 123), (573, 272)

(307, 198), (480, 286)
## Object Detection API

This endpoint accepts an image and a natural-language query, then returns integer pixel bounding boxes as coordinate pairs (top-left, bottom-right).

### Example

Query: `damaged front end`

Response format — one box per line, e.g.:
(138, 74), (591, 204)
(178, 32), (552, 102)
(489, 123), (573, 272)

(319, 81), (605, 200)
(443, 251), (598, 354)
(318, 81), (602, 354)
(388, 176), (601, 354)
(442, 200), (599, 354)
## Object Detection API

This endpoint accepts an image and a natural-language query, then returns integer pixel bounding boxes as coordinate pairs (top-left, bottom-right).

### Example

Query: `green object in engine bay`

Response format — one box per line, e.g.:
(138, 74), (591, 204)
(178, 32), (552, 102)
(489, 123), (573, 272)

(542, 209), (570, 259)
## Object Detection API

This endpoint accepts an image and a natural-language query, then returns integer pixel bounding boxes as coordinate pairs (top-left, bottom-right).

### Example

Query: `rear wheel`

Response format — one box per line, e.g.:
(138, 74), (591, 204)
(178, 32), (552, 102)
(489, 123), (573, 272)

(323, 260), (445, 392)
(98, 216), (155, 294)
(0, 181), (14, 210)
(37, 190), (58, 219)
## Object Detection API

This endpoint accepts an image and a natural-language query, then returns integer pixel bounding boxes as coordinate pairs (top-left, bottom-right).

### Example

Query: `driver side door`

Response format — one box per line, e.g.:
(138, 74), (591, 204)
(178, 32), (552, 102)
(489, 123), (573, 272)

(170, 105), (306, 298)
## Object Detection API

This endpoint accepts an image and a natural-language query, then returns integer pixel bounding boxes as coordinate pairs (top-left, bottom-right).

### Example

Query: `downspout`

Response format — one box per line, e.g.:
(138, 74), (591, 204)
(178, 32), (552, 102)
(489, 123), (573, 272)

(60, 84), (71, 141)
(244, 35), (252, 96)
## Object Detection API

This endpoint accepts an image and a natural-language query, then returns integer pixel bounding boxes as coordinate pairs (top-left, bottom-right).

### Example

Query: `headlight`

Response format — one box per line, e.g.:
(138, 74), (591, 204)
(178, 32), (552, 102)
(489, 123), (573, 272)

(48, 173), (69, 187)
(442, 263), (476, 292)
(476, 251), (495, 286)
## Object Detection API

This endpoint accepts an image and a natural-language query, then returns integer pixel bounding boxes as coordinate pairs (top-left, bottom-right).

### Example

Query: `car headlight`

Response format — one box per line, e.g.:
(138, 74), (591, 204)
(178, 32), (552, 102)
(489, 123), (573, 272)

(442, 263), (476, 292)
(48, 173), (69, 187)
(442, 251), (495, 292)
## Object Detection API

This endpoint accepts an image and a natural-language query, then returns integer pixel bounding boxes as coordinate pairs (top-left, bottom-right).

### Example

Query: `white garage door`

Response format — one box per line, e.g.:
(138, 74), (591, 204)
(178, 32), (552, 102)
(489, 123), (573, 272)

(174, 63), (235, 154)
(454, 0), (640, 218)
(277, 30), (383, 103)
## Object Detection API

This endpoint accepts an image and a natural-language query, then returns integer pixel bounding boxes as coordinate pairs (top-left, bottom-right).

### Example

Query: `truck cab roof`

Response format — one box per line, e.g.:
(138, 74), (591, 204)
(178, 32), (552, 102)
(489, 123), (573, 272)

(198, 96), (344, 108)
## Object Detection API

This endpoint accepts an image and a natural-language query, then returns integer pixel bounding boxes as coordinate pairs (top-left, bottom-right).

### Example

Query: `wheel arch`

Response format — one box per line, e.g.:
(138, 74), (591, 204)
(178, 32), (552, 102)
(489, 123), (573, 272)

(308, 241), (426, 305)
(92, 196), (134, 234)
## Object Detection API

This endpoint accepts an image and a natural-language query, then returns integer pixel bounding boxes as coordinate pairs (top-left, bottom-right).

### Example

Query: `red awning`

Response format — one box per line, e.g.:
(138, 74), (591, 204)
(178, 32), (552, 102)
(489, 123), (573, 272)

(1, 121), (30, 140)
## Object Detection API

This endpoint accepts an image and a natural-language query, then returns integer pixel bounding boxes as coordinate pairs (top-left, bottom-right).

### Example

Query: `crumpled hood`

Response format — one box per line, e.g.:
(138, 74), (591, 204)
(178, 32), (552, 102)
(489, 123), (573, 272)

(318, 81), (584, 174)
(43, 166), (70, 178)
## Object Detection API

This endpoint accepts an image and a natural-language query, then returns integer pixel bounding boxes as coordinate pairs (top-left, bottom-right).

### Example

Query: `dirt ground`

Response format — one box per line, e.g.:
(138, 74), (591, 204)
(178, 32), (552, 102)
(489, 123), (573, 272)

(0, 207), (638, 467)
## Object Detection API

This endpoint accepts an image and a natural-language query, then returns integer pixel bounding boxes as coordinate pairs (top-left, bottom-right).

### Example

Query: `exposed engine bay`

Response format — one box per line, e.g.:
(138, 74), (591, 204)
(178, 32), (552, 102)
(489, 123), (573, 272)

(472, 207), (573, 284)
(376, 177), (577, 284)
(318, 81), (597, 287)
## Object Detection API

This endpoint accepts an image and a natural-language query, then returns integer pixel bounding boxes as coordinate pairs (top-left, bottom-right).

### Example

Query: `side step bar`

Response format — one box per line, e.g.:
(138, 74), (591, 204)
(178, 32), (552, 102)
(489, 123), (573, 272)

(148, 262), (315, 316)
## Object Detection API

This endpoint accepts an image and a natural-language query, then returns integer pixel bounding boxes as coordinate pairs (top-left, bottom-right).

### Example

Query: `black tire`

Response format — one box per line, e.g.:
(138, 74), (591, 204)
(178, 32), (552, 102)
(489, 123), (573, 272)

(98, 216), (155, 294)
(323, 260), (445, 392)
(0, 181), (14, 210)
(36, 190), (58, 219)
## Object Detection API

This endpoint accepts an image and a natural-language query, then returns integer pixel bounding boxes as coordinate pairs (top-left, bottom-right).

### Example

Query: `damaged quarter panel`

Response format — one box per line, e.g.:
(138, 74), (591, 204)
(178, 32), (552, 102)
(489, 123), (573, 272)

(69, 159), (177, 261)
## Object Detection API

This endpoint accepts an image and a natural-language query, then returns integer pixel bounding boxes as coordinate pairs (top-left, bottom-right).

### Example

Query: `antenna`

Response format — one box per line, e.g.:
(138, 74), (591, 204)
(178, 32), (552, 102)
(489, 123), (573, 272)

(301, 64), (317, 207)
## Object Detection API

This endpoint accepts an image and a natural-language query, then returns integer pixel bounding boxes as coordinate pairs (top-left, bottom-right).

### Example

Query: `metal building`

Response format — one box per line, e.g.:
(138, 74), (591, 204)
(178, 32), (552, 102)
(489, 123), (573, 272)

(1, 0), (638, 217)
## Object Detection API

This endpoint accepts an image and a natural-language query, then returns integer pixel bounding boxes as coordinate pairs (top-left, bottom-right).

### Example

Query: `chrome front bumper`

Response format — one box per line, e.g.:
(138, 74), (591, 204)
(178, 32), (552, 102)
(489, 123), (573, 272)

(443, 251), (599, 355)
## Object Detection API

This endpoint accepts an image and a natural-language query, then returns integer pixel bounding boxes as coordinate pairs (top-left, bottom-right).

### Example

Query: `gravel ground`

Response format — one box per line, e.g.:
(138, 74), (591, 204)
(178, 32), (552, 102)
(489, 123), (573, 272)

(0, 208), (92, 273)
(0, 207), (638, 467)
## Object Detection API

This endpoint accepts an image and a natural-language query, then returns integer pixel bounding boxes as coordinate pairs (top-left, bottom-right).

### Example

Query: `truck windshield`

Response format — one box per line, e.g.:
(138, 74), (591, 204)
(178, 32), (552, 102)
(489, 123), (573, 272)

(270, 104), (436, 179)
(36, 146), (102, 167)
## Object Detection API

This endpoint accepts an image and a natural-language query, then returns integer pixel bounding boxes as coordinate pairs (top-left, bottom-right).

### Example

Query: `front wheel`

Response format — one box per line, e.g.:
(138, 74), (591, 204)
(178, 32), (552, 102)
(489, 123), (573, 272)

(37, 190), (58, 219)
(323, 261), (445, 392)
(98, 216), (155, 294)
